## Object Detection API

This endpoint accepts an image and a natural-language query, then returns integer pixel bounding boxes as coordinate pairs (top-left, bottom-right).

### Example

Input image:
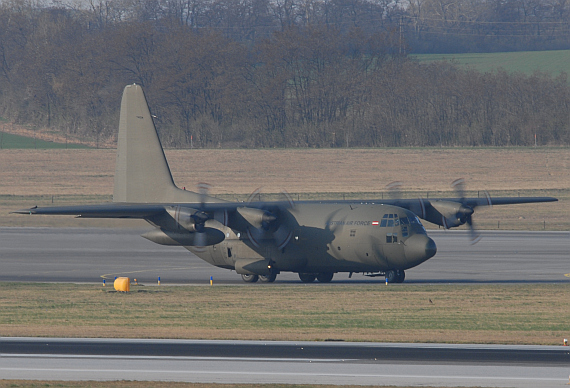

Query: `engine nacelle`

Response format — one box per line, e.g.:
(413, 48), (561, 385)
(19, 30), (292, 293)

(166, 206), (201, 232)
(141, 228), (225, 246)
(429, 200), (473, 229)
(236, 207), (276, 230)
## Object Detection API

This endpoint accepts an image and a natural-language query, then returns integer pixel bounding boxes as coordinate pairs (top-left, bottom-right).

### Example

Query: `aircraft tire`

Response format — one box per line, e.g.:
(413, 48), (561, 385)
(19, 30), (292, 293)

(241, 274), (259, 283)
(298, 273), (316, 283)
(396, 270), (405, 283)
(385, 270), (398, 283)
(316, 272), (334, 283)
(259, 273), (277, 283)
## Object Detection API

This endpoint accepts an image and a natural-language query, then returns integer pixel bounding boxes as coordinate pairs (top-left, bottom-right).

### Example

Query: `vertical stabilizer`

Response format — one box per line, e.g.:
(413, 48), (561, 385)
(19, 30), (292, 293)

(113, 84), (201, 203)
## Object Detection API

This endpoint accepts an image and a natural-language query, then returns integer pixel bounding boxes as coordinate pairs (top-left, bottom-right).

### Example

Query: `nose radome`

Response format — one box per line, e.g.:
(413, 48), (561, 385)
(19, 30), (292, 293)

(404, 234), (437, 263)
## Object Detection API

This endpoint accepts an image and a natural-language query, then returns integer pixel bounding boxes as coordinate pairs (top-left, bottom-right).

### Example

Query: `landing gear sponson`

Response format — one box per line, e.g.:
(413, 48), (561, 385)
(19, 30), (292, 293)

(298, 272), (334, 283)
(242, 271), (405, 283)
(241, 272), (335, 283)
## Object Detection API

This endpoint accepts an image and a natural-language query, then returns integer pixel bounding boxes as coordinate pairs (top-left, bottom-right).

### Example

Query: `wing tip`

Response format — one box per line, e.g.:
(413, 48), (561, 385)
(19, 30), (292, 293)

(11, 206), (38, 215)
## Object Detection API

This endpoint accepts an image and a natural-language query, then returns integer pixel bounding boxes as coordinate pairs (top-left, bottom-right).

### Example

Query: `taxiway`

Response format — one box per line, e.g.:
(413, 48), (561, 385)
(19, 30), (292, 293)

(2, 338), (569, 387)
(0, 227), (567, 283)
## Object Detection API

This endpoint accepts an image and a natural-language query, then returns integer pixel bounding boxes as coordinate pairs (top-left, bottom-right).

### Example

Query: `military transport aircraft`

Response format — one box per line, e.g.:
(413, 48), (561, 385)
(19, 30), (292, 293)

(14, 84), (557, 283)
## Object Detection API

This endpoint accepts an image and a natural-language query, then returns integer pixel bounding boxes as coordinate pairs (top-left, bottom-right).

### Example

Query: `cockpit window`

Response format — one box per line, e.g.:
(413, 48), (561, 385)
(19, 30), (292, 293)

(381, 213), (426, 234)
(380, 213), (399, 227)
(381, 213), (426, 233)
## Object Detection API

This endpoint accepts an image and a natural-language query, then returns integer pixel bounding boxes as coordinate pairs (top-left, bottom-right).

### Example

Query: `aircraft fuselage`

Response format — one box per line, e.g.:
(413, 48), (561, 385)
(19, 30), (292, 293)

(188, 203), (436, 276)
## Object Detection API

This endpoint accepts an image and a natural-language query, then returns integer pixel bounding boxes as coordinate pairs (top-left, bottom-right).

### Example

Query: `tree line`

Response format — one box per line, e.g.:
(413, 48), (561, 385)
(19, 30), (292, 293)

(0, 0), (569, 148)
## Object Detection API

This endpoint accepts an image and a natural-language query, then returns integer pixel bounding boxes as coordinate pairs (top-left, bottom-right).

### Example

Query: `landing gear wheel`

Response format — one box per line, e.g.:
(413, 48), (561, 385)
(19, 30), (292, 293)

(316, 272), (334, 283)
(298, 273), (316, 283)
(385, 270), (397, 284)
(395, 270), (405, 283)
(241, 274), (259, 283)
(259, 273), (277, 283)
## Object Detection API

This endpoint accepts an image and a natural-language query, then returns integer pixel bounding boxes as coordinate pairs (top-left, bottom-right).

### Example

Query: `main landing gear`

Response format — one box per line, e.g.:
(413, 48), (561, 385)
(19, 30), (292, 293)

(241, 274), (259, 283)
(241, 273), (278, 283)
(298, 272), (334, 283)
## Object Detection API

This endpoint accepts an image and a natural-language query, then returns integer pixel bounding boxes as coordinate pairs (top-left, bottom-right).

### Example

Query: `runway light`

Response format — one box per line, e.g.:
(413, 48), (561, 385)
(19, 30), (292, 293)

(103, 279), (105, 287)
(158, 276), (161, 286)
(210, 276), (213, 286)
(564, 339), (568, 346)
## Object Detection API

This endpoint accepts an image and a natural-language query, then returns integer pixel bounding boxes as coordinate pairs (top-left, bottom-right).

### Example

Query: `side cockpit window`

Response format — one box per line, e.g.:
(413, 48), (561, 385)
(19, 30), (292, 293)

(386, 233), (398, 243)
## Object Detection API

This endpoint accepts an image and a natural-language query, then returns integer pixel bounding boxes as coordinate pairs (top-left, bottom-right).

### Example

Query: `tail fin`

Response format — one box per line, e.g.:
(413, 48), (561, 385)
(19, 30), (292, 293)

(113, 84), (201, 203)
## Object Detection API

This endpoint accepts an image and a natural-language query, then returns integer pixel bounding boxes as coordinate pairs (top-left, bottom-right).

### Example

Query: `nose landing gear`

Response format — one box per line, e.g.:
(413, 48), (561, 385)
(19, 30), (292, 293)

(385, 269), (405, 283)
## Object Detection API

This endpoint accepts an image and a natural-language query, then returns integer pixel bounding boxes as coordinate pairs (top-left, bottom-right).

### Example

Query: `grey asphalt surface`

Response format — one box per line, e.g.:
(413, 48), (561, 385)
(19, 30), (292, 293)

(2, 338), (570, 386)
(0, 227), (568, 284)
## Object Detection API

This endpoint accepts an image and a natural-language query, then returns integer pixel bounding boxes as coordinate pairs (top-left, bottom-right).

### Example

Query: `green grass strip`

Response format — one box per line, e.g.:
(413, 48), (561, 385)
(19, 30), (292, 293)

(0, 132), (89, 149)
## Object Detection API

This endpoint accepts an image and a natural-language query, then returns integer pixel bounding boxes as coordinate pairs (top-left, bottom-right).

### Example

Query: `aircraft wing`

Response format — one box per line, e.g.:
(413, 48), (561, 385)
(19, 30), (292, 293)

(390, 196), (558, 210)
(461, 196), (557, 207)
(13, 196), (557, 217)
(12, 204), (168, 218)
(387, 196), (557, 230)
(12, 195), (557, 231)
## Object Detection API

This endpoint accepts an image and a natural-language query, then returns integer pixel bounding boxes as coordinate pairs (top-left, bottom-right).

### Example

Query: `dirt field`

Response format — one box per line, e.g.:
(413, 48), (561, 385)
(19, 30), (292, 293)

(0, 147), (568, 229)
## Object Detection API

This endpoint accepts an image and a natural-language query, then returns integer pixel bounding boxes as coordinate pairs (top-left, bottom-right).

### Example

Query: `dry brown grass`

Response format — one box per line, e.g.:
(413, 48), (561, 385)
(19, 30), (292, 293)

(0, 147), (567, 229)
(1, 283), (568, 345)
(2, 148), (569, 195)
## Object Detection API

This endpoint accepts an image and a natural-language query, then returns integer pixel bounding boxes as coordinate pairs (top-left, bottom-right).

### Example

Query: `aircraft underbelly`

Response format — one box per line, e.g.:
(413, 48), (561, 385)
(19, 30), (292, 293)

(185, 245), (228, 267)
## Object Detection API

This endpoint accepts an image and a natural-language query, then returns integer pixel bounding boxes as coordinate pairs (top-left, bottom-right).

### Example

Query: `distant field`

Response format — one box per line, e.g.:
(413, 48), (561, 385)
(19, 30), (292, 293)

(0, 147), (567, 230)
(0, 131), (88, 149)
(414, 49), (570, 76)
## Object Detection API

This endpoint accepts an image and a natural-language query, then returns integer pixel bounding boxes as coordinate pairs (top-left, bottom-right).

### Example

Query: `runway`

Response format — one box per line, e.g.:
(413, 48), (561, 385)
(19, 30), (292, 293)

(2, 230), (569, 387)
(2, 338), (569, 387)
(0, 227), (567, 284)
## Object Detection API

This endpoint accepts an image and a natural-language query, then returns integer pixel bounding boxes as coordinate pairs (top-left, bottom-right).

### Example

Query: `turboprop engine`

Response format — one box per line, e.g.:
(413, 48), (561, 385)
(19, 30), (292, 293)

(429, 200), (474, 229)
(236, 206), (293, 250)
(142, 206), (225, 246)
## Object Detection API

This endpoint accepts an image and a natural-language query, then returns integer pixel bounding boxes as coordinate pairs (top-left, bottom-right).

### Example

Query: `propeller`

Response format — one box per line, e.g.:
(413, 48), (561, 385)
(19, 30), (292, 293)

(193, 182), (213, 249)
(165, 183), (219, 249)
(386, 181), (427, 220)
(241, 188), (295, 250)
(164, 203), (224, 248)
(386, 181), (403, 200)
(197, 182), (211, 207)
(324, 208), (345, 234)
(451, 178), (483, 244)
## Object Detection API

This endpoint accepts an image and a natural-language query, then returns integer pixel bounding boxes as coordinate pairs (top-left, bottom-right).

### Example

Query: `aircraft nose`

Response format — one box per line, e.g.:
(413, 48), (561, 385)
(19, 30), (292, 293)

(404, 234), (437, 263)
